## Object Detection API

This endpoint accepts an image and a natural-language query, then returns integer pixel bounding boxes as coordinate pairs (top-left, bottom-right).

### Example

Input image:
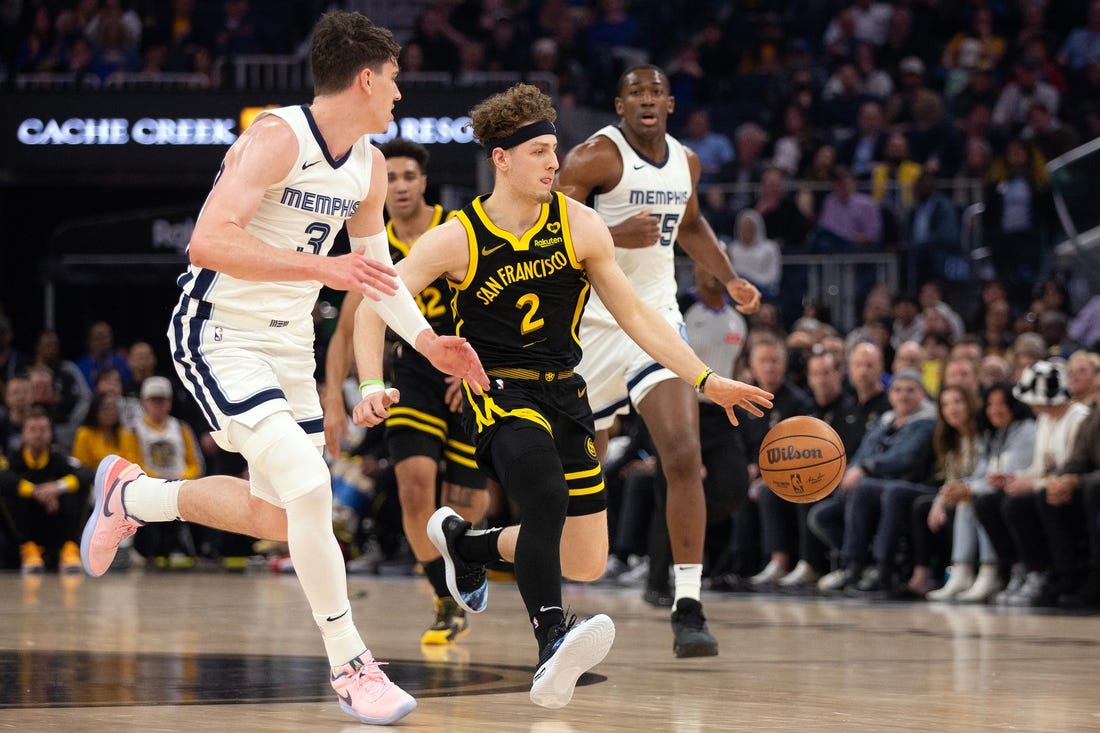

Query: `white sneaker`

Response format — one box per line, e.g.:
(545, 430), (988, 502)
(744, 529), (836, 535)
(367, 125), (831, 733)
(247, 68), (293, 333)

(817, 568), (853, 592)
(926, 564), (975, 602)
(530, 614), (615, 708)
(595, 555), (629, 584)
(778, 560), (820, 587)
(995, 564), (1028, 605)
(956, 564), (1003, 604)
(749, 559), (788, 586)
(616, 556), (650, 587)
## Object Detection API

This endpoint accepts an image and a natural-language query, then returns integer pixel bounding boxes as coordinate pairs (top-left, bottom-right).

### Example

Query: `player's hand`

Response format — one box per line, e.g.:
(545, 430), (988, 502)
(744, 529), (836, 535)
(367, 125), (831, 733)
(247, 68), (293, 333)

(1004, 477), (1035, 496)
(323, 247), (399, 299)
(611, 209), (661, 249)
(703, 376), (773, 426)
(323, 401), (349, 457)
(444, 375), (466, 413)
(351, 387), (401, 428)
(415, 332), (490, 395)
(727, 277), (761, 315)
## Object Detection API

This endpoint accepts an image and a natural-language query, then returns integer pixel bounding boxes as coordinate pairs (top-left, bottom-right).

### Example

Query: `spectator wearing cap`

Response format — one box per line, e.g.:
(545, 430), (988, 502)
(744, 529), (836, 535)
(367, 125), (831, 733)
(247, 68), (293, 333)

(976, 360), (1091, 606)
(814, 367), (937, 593)
(1021, 102), (1079, 161)
(131, 375), (204, 567)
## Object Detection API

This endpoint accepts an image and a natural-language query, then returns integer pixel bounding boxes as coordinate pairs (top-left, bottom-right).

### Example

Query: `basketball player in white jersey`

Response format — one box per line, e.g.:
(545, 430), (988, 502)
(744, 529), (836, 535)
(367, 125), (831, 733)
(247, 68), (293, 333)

(556, 65), (761, 658)
(78, 12), (488, 727)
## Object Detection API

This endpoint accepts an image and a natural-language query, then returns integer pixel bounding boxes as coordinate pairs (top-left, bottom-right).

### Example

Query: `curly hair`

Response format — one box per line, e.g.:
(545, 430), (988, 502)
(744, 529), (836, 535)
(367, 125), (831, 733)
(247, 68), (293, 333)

(469, 83), (557, 149)
(311, 11), (400, 95)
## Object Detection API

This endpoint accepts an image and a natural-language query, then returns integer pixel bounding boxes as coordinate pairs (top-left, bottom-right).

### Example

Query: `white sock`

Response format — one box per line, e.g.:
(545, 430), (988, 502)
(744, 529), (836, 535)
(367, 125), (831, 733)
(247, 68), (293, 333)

(122, 476), (182, 522)
(313, 607), (367, 671)
(673, 563), (703, 606)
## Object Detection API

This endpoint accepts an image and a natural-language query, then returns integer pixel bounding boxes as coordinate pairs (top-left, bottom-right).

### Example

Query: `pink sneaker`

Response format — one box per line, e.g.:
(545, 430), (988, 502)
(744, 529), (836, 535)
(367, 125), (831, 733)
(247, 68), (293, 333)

(330, 651), (416, 725)
(80, 455), (146, 577)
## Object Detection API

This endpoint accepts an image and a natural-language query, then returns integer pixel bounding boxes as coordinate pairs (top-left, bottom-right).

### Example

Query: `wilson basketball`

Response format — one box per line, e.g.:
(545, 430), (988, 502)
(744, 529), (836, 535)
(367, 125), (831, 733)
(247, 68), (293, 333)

(758, 416), (846, 504)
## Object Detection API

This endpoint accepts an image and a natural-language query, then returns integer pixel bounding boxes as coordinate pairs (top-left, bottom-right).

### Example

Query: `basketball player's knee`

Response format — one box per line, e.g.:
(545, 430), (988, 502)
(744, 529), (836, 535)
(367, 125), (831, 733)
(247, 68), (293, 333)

(563, 547), (607, 582)
(397, 476), (436, 518)
(513, 456), (568, 519)
(493, 429), (569, 520)
(658, 441), (703, 487)
(236, 412), (329, 503)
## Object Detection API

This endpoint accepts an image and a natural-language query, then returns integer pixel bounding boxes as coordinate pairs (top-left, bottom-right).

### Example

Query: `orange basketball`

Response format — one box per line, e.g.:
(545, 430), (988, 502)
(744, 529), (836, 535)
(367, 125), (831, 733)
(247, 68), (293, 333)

(758, 416), (846, 504)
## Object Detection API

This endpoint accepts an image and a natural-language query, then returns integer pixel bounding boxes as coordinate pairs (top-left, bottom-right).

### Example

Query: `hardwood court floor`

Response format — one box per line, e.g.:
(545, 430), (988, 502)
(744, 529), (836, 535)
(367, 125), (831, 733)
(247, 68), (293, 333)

(1, 569), (1098, 732)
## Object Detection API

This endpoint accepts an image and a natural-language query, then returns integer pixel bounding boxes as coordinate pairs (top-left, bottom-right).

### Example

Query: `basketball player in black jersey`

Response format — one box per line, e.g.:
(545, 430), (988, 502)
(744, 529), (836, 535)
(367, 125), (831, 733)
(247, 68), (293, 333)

(324, 139), (489, 648)
(350, 84), (774, 709)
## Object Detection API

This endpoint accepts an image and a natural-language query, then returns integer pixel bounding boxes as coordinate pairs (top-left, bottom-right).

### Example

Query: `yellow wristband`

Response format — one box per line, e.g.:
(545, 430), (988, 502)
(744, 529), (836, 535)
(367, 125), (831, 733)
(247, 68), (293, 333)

(694, 367), (714, 394)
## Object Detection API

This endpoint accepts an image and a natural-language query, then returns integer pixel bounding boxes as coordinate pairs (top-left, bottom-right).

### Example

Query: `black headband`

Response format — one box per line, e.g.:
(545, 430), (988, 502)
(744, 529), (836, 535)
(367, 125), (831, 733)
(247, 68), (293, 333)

(481, 119), (557, 157)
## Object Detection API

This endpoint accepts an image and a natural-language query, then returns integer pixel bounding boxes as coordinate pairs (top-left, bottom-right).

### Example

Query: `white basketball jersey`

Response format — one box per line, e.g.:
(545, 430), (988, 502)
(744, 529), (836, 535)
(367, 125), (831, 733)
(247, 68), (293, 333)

(582, 125), (692, 327)
(177, 104), (373, 325)
(133, 415), (198, 479)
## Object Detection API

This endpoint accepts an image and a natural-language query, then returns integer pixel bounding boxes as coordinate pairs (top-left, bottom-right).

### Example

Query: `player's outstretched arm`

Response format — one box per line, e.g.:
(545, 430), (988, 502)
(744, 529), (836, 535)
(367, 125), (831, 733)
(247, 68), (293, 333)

(675, 149), (761, 315)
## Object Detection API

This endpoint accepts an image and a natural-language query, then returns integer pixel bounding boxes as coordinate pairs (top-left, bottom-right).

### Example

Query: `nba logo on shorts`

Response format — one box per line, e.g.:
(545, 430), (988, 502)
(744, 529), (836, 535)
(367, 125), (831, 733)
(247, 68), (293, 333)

(214, 326), (224, 342)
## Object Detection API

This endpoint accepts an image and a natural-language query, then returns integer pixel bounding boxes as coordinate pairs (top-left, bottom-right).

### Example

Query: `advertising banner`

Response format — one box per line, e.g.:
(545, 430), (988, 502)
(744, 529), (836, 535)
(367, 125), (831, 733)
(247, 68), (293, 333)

(1, 86), (500, 186)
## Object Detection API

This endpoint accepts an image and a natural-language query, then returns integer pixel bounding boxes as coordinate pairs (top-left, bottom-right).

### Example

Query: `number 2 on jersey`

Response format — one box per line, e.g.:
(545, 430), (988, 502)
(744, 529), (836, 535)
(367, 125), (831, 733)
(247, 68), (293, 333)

(515, 293), (544, 335)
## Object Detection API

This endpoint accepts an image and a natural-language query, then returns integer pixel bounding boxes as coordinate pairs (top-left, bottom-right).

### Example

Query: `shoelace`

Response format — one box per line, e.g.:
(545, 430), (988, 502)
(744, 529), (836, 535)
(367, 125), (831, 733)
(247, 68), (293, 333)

(538, 613), (579, 667)
(346, 658), (393, 701)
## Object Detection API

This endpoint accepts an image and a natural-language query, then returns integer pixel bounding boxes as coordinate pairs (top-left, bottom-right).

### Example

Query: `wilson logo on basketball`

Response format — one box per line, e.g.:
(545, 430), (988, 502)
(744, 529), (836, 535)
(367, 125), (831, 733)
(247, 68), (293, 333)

(765, 445), (825, 464)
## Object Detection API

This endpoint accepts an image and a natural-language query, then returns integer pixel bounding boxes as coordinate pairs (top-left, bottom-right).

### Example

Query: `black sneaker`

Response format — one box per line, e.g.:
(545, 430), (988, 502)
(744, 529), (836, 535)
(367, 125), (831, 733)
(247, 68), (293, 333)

(643, 587), (674, 607)
(421, 596), (469, 645)
(426, 507), (488, 613)
(530, 613), (615, 708)
(670, 598), (719, 658)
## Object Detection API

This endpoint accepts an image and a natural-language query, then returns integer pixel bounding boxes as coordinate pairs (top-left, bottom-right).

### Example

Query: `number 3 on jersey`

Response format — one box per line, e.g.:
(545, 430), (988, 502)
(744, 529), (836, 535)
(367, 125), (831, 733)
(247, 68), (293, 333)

(652, 212), (680, 247)
(297, 222), (331, 254)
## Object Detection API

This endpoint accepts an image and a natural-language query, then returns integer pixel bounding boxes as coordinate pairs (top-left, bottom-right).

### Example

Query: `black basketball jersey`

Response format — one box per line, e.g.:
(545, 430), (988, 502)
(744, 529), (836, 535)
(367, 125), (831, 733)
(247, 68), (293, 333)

(451, 191), (590, 371)
(388, 204), (457, 338)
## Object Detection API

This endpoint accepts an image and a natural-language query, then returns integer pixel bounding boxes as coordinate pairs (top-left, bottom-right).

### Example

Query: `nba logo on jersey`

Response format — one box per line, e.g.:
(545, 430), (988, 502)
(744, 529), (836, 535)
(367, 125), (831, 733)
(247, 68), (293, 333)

(214, 327), (224, 342)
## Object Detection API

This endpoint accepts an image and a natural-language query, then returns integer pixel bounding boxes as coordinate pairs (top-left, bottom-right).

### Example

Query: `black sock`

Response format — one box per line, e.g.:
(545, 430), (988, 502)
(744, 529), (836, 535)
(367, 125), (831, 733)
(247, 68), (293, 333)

(533, 608), (565, 653)
(456, 526), (502, 563)
(423, 557), (450, 599)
